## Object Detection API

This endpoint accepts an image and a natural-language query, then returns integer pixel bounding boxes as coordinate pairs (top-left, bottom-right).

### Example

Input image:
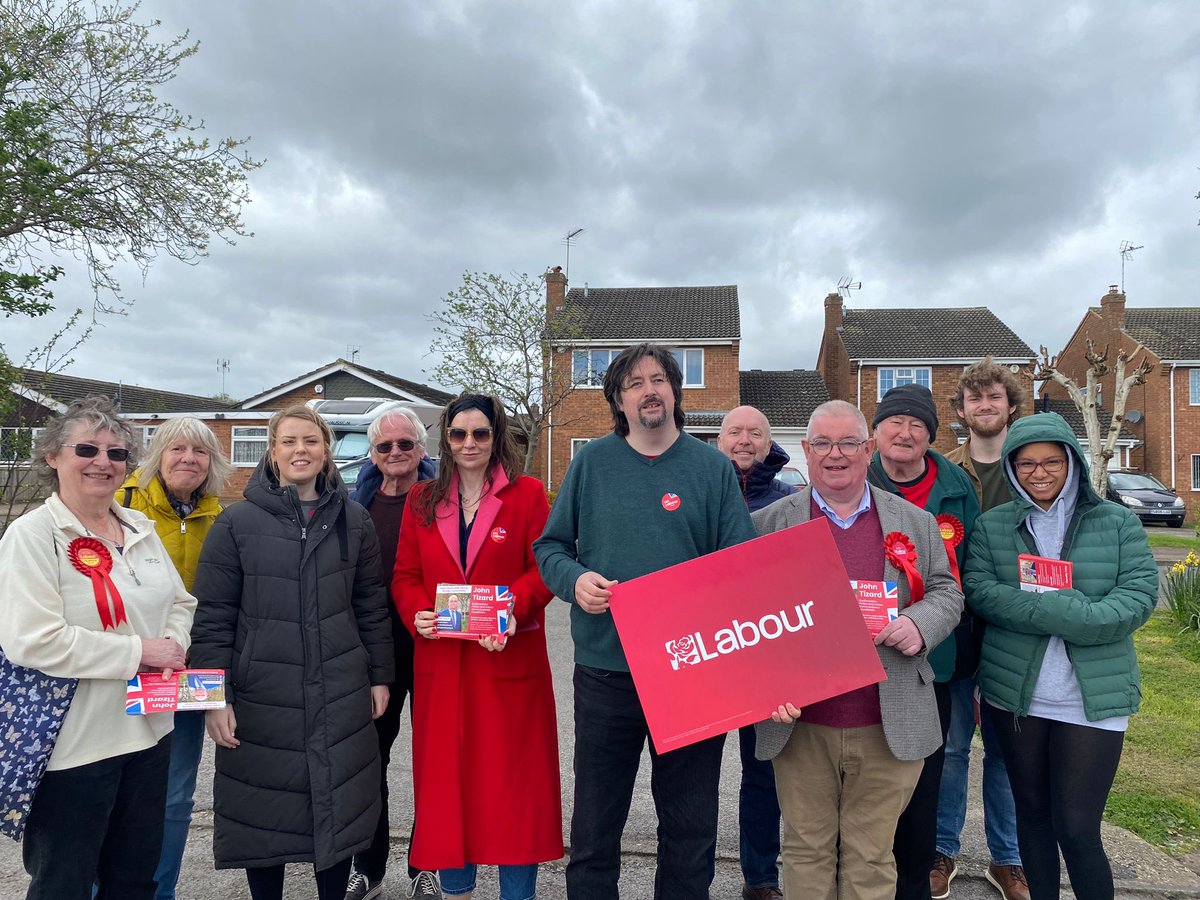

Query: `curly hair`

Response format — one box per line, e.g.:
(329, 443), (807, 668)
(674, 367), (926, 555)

(33, 396), (139, 491)
(950, 357), (1026, 426)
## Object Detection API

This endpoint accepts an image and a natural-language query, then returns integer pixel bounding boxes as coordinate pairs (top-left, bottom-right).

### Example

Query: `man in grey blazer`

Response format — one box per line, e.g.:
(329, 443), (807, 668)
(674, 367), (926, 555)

(752, 400), (963, 900)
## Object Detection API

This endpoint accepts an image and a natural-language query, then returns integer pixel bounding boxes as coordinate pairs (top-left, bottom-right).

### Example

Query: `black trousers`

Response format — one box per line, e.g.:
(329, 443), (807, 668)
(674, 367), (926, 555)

(893, 681), (952, 900)
(245, 858), (353, 900)
(23, 734), (172, 900)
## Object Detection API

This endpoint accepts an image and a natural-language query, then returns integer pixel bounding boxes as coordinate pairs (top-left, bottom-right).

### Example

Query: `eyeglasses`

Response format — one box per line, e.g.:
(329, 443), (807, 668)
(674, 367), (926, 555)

(1014, 458), (1066, 475)
(65, 443), (130, 462)
(447, 427), (494, 445)
(373, 439), (417, 454)
(808, 438), (869, 457)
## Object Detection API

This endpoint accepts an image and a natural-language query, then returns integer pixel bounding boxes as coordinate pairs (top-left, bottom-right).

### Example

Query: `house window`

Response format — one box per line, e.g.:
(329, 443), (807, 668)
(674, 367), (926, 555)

(571, 438), (594, 459)
(878, 367), (932, 399)
(1190, 369), (1200, 405)
(572, 349), (621, 387)
(231, 427), (268, 467)
(1192, 455), (1200, 491)
(0, 427), (39, 461)
(671, 348), (704, 387)
(141, 426), (157, 448)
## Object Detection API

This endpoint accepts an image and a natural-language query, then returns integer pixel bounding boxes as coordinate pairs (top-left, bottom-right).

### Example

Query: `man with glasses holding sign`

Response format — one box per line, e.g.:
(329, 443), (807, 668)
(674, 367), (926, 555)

(345, 409), (437, 900)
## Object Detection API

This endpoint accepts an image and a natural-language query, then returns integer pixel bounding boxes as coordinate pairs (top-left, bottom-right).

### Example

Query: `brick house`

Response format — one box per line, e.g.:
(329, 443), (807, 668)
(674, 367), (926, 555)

(1043, 286), (1200, 493)
(738, 369), (831, 477)
(816, 292), (1036, 455)
(541, 271), (741, 489)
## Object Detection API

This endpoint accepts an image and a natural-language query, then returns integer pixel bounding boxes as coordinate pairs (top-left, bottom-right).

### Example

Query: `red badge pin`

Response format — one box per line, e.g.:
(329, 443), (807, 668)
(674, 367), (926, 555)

(490, 527), (507, 543)
(661, 492), (681, 511)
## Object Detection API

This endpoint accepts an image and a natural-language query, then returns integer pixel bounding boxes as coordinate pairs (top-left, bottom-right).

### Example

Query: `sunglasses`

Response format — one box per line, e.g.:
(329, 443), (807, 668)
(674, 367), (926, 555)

(65, 443), (130, 462)
(447, 427), (494, 445)
(373, 439), (417, 454)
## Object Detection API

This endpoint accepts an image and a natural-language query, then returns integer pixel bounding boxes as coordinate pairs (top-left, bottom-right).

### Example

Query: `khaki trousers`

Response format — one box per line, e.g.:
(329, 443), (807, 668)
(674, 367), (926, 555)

(772, 722), (923, 900)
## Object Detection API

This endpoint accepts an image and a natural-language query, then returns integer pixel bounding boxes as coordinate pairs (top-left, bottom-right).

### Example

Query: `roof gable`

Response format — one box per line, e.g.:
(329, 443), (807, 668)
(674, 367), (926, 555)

(739, 370), (830, 428)
(14, 368), (231, 414)
(240, 359), (452, 409)
(1122, 308), (1200, 359)
(551, 285), (740, 341)
(839, 307), (1034, 360)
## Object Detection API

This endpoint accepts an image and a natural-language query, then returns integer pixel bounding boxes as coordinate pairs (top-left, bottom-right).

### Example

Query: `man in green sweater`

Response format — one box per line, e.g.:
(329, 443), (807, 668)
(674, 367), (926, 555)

(535, 342), (755, 900)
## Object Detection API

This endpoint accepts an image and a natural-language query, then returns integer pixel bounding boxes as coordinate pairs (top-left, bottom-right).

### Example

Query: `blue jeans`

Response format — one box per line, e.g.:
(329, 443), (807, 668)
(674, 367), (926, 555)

(566, 664), (724, 900)
(737, 724), (780, 889)
(154, 711), (206, 900)
(935, 678), (1021, 865)
(441, 863), (538, 899)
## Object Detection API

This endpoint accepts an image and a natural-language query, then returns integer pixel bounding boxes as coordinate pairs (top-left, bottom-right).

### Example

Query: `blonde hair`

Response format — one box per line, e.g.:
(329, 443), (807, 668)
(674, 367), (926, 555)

(267, 405), (338, 486)
(138, 417), (234, 498)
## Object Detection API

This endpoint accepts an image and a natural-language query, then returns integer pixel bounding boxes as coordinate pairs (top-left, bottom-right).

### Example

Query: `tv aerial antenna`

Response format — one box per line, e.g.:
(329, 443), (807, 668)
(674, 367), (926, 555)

(563, 228), (584, 281)
(837, 276), (862, 300)
(1119, 241), (1143, 293)
(217, 359), (230, 397)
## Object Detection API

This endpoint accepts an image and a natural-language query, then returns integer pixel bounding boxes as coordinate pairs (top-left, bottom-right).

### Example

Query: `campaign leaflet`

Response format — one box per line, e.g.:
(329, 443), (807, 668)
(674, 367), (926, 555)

(1018, 554), (1073, 593)
(434, 583), (512, 642)
(851, 580), (899, 637)
(125, 669), (226, 715)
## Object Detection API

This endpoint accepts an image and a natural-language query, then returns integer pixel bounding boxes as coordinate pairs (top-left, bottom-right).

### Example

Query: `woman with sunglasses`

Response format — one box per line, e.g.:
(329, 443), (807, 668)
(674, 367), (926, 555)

(394, 393), (562, 900)
(0, 397), (195, 899)
(963, 412), (1156, 899)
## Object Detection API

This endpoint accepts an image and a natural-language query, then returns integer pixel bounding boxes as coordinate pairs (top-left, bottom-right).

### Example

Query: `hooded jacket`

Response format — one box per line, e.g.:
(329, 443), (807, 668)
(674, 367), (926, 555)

(348, 455), (437, 508)
(733, 441), (800, 513)
(118, 471), (222, 592)
(962, 413), (1157, 721)
(190, 458), (394, 870)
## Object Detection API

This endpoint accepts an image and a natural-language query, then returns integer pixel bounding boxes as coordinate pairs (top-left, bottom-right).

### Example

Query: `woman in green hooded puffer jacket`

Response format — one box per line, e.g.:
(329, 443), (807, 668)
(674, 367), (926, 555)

(963, 412), (1157, 900)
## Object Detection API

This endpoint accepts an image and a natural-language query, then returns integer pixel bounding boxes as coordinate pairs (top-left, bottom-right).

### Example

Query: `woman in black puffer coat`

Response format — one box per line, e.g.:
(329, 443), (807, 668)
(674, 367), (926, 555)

(190, 406), (393, 900)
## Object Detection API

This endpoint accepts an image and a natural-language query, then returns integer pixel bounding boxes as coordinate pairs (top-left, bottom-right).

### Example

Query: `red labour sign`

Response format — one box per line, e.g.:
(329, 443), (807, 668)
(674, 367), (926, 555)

(610, 517), (886, 753)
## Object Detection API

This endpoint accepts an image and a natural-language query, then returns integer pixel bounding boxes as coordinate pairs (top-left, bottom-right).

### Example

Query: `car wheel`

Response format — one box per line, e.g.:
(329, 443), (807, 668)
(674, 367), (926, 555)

(1170, 519), (1185, 529)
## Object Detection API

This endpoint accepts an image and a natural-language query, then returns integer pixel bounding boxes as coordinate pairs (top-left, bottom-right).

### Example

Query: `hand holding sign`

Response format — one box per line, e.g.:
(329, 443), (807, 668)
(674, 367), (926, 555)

(874, 615), (924, 656)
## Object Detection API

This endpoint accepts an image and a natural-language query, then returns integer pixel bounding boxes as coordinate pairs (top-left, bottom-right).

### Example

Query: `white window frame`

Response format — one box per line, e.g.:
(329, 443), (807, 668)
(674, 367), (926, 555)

(141, 425), (157, 449)
(1191, 454), (1200, 491)
(571, 438), (592, 458)
(877, 366), (932, 400)
(572, 349), (622, 388)
(1189, 369), (1200, 405)
(671, 348), (704, 388)
(231, 426), (269, 467)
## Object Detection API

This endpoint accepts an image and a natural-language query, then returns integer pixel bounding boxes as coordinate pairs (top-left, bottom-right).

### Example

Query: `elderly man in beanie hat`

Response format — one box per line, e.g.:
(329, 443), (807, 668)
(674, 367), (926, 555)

(869, 384), (981, 900)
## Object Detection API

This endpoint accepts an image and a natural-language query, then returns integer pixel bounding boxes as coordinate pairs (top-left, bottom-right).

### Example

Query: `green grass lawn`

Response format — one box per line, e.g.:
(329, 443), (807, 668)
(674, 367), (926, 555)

(1104, 613), (1200, 854)
(1144, 531), (1200, 551)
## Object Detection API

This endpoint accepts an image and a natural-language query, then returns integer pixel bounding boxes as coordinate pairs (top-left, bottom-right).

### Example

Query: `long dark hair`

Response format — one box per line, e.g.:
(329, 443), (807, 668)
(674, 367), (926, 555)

(602, 342), (686, 436)
(413, 393), (522, 526)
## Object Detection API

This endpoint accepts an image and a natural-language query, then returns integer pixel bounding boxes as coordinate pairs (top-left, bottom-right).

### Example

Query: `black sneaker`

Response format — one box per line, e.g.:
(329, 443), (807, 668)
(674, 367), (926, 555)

(408, 870), (443, 899)
(345, 871), (383, 900)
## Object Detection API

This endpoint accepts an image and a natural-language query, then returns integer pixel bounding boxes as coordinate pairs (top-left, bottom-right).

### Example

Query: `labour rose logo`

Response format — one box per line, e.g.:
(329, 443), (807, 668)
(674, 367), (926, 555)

(490, 527), (507, 543)
(665, 634), (700, 669)
(661, 492), (681, 511)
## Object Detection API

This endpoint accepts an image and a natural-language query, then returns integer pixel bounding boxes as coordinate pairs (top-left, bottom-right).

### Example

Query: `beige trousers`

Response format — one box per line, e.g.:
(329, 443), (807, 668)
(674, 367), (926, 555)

(772, 722), (923, 900)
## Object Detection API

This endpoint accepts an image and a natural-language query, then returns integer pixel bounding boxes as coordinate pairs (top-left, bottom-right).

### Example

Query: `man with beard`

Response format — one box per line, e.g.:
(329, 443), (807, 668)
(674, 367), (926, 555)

(867, 384), (980, 900)
(932, 360), (1029, 900)
(535, 343), (755, 899)
(716, 405), (797, 900)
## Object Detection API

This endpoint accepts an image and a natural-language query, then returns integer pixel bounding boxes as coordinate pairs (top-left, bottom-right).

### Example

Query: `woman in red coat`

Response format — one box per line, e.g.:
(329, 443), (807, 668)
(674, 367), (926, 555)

(394, 393), (562, 900)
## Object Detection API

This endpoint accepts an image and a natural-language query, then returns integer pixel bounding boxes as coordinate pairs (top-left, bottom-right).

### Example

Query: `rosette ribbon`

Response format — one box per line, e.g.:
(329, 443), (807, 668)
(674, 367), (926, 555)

(884, 531), (924, 604)
(935, 513), (965, 589)
(67, 537), (127, 630)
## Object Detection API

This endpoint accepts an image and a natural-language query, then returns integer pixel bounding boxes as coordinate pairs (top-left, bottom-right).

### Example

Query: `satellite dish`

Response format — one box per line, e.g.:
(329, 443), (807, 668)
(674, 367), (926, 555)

(1125, 409), (1143, 424)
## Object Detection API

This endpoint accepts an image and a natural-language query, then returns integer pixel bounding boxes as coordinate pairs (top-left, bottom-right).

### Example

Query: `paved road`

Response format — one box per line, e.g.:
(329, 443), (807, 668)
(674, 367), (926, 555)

(0, 600), (1196, 898)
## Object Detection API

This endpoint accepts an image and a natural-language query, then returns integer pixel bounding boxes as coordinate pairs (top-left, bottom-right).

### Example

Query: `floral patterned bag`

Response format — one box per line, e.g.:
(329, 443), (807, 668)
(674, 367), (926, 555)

(0, 647), (78, 840)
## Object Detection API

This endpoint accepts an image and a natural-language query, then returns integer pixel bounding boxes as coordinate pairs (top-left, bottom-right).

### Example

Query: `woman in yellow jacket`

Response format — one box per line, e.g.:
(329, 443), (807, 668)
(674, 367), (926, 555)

(118, 417), (233, 900)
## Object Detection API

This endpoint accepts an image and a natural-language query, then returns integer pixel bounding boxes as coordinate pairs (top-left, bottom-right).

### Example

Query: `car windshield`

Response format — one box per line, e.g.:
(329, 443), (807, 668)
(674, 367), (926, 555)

(1109, 472), (1168, 491)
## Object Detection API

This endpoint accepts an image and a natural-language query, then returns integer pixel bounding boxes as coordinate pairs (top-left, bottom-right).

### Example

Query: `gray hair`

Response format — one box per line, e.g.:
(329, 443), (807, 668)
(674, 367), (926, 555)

(367, 407), (427, 446)
(138, 417), (234, 498)
(807, 400), (869, 439)
(34, 396), (139, 491)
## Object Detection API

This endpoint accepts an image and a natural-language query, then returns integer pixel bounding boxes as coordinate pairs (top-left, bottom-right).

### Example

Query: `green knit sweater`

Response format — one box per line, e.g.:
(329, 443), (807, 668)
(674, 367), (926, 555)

(534, 431), (756, 671)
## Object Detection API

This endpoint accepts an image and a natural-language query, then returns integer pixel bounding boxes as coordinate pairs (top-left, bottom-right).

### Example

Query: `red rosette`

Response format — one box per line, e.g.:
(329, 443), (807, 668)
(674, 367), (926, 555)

(883, 531), (925, 604)
(67, 536), (128, 630)
(936, 514), (965, 547)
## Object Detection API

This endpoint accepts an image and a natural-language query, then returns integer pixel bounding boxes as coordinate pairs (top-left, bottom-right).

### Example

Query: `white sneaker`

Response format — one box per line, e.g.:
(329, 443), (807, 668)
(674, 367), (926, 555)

(408, 870), (443, 899)
(345, 871), (384, 900)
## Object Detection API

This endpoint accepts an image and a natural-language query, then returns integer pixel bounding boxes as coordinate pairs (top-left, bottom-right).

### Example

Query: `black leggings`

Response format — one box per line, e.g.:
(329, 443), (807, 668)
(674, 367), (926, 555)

(893, 680), (952, 900)
(987, 706), (1124, 900)
(245, 858), (353, 900)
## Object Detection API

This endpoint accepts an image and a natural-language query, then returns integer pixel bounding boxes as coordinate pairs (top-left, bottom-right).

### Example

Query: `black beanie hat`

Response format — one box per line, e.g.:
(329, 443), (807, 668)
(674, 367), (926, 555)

(873, 384), (939, 441)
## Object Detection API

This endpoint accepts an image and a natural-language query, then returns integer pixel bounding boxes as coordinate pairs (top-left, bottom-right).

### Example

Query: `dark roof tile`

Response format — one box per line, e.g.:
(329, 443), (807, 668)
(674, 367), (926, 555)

(551, 285), (740, 341)
(739, 370), (830, 428)
(16, 368), (232, 414)
(1123, 308), (1200, 359)
(839, 307), (1034, 359)
(1035, 398), (1136, 441)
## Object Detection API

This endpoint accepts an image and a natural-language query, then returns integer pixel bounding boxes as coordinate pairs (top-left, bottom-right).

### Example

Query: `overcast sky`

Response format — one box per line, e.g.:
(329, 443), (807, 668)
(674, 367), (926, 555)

(6, 0), (1200, 403)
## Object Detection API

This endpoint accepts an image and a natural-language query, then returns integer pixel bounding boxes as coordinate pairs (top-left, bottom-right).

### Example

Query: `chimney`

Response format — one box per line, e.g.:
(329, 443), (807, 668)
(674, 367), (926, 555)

(824, 292), (844, 332)
(1101, 284), (1126, 331)
(545, 266), (567, 321)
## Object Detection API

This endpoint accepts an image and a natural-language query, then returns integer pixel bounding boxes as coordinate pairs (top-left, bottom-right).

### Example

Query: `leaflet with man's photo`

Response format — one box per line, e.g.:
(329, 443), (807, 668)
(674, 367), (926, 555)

(434, 583), (512, 642)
